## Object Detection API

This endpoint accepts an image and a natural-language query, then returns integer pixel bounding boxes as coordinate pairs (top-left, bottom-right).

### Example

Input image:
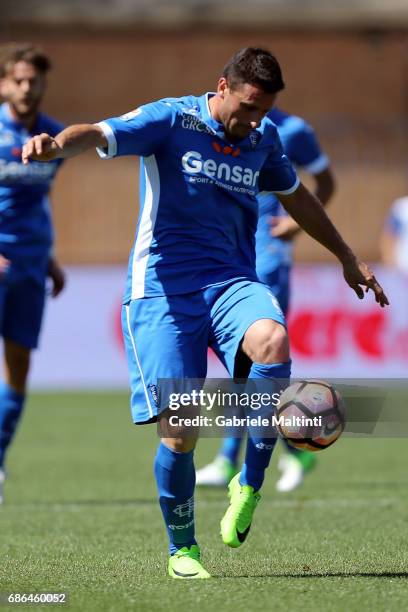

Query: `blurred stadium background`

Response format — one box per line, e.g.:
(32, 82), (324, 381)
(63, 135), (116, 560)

(2, 0), (407, 387)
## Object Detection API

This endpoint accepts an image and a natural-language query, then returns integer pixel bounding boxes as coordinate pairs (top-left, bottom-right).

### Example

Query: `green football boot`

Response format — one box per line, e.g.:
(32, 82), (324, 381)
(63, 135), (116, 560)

(220, 473), (261, 548)
(168, 545), (211, 579)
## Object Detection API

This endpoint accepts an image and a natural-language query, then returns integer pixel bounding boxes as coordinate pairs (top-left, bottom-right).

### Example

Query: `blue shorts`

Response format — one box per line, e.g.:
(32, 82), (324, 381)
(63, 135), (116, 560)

(257, 265), (290, 316)
(0, 261), (47, 349)
(121, 279), (285, 424)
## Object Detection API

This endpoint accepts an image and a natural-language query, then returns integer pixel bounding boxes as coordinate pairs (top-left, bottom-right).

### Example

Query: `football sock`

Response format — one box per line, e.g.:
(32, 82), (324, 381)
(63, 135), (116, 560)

(241, 360), (291, 491)
(0, 383), (25, 469)
(219, 436), (242, 466)
(154, 442), (197, 555)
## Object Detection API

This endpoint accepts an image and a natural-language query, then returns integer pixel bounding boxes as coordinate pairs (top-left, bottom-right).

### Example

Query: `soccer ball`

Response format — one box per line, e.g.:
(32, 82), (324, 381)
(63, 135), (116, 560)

(276, 380), (345, 452)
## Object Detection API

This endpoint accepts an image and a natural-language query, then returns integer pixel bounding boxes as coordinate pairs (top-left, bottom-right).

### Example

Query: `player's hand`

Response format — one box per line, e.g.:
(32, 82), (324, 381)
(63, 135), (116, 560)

(0, 254), (10, 277)
(342, 256), (389, 307)
(22, 133), (61, 164)
(47, 257), (66, 298)
(269, 216), (301, 241)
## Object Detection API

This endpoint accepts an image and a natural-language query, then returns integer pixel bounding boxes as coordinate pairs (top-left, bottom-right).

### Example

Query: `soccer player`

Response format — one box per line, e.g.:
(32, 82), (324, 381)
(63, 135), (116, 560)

(22, 47), (387, 579)
(380, 195), (408, 273)
(0, 43), (65, 504)
(196, 108), (336, 492)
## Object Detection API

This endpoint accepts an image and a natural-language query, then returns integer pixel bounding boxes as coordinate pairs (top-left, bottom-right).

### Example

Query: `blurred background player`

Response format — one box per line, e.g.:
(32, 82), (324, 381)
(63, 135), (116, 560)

(380, 195), (408, 273)
(0, 43), (65, 503)
(196, 107), (335, 491)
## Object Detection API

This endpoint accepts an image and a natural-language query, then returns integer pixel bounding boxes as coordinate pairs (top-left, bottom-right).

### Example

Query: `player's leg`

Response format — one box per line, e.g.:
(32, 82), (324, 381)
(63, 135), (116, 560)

(276, 449), (317, 492)
(196, 267), (290, 487)
(157, 410), (210, 579)
(195, 377), (242, 486)
(195, 346), (251, 487)
(0, 275), (44, 503)
(209, 281), (290, 547)
(222, 319), (291, 547)
(195, 439), (240, 487)
(0, 280), (6, 502)
(0, 339), (31, 463)
(262, 265), (317, 493)
(122, 295), (210, 578)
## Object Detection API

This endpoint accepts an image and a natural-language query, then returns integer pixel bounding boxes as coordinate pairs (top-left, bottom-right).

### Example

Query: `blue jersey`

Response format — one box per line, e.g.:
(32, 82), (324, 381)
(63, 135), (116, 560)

(97, 94), (299, 301)
(255, 108), (329, 277)
(0, 103), (63, 264)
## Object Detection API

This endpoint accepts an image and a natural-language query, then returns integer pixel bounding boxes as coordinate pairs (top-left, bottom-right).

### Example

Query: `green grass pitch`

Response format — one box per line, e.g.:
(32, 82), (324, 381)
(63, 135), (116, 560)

(1, 392), (408, 611)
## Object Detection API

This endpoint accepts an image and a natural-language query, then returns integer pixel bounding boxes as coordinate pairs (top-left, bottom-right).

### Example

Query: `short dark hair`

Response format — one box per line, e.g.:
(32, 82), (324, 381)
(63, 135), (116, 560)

(0, 42), (51, 78)
(222, 47), (284, 94)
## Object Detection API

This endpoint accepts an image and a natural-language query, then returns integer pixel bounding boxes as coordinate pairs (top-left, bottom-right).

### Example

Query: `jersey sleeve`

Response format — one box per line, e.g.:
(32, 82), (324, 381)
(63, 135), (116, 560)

(258, 134), (300, 195)
(96, 101), (175, 159)
(283, 121), (329, 174)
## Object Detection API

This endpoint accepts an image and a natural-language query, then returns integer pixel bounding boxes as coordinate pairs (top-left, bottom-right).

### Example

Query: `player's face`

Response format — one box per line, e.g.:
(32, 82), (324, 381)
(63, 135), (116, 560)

(0, 61), (46, 119)
(216, 78), (276, 141)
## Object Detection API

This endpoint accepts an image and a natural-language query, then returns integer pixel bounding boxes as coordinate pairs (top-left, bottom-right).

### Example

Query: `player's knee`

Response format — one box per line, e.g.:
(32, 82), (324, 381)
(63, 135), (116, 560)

(255, 324), (289, 364)
(243, 319), (289, 364)
(161, 437), (197, 453)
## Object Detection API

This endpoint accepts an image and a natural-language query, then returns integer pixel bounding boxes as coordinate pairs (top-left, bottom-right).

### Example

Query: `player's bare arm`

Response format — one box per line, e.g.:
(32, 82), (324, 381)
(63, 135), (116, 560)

(271, 167), (336, 241)
(279, 182), (389, 307)
(47, 256), (66, 298)
(22, 124), (107, 164)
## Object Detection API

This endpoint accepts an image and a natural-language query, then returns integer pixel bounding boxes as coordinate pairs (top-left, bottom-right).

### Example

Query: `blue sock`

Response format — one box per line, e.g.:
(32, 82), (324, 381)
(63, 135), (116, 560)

(154, 442), (197, 555)
(219, 436), (242, 466)
(241, 361), (291, 491)
(0, 383), (25, 469)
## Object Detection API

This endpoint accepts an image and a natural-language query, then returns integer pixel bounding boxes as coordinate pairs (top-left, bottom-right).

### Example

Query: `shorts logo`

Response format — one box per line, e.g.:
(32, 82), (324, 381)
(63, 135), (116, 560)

(148, 384), (159, 407)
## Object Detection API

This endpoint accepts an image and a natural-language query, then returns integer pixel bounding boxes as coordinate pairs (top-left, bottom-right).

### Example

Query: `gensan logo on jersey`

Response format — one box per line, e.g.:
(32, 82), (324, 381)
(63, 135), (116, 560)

(181, 150), (259, 195)
(0, 159), (57, 184)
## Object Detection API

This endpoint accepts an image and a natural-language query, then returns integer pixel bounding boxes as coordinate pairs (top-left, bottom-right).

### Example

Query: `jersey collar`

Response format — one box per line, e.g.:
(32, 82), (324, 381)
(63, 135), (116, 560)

(198, 92), (223, 136)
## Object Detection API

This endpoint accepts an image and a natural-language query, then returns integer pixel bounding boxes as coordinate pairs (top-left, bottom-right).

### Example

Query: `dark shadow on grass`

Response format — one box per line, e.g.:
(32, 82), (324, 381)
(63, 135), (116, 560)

(221, 572), (408, 579)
